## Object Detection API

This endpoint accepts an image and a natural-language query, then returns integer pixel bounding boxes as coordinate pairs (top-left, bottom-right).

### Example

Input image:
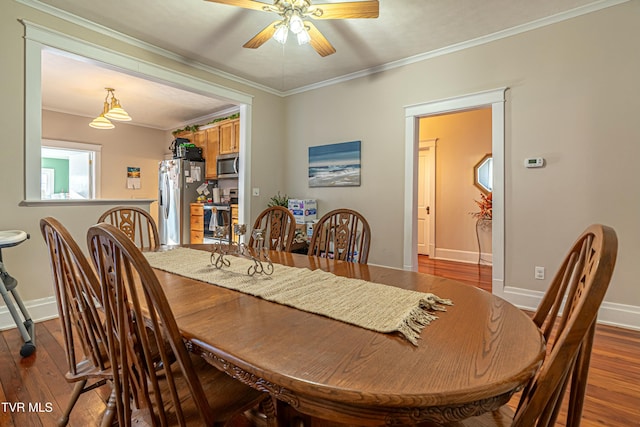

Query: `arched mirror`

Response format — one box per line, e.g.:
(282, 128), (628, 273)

(474, 153), (493, 194)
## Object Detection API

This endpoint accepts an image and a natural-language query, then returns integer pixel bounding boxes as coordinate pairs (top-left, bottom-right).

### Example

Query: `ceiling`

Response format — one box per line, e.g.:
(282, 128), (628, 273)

(34, 0), (608, 131)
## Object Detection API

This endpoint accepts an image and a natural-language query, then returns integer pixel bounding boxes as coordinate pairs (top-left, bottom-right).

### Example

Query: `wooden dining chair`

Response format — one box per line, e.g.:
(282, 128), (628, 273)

(98, 206), (159, 250)
(248, 206), (296, 252)
(448, 224), (618, 427)
(86, 222), (270, 426)
(40, 217), (114, 427)
(308, 208), (371, 264)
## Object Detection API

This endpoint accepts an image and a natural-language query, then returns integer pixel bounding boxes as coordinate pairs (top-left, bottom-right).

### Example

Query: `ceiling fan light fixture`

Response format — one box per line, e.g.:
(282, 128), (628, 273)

(297, 28), (311, 45)
(273, 24), (289, 44)
(289, 13), (304, 34)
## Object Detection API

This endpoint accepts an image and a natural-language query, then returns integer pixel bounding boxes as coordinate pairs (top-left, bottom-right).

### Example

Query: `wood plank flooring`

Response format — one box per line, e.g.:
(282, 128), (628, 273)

(0, 257), (638, 426)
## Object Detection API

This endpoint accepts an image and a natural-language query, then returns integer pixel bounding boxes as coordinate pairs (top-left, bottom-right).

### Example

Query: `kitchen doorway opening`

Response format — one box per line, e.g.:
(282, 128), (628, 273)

(23, 22), (254, 226)
(403, 88), (506, 297)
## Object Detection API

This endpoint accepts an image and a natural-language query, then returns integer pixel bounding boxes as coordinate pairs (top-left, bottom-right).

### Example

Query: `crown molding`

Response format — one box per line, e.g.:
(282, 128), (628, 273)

(17, 0), (629, 97)
(282, 0), (629, 96)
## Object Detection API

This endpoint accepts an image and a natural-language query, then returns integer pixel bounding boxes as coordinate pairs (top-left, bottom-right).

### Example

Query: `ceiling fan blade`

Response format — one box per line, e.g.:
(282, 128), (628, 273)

(309, 1), (379, 19)
(204, 0), (270, 12)
(243, 20), (281, 49)
(305, 21), (336, 57)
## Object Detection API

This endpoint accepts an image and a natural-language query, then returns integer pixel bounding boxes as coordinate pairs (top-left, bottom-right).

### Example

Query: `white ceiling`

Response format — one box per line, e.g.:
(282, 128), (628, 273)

(33, 0), (610, 131)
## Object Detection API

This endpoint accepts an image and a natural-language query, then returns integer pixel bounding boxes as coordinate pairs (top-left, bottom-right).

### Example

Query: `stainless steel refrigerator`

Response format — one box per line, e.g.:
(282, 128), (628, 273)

(158, 159), (205, 245)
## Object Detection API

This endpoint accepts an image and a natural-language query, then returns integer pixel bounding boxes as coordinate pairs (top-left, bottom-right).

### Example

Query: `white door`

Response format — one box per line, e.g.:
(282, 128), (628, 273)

(417, 147), (431, 255)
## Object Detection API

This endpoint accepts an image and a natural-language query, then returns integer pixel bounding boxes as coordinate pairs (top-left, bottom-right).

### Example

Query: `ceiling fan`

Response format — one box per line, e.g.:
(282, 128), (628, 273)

(204, 0), (379, 57)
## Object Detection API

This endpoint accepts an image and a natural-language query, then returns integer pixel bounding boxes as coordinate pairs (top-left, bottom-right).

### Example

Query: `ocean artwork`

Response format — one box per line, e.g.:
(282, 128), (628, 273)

(309, 141), (361, 187)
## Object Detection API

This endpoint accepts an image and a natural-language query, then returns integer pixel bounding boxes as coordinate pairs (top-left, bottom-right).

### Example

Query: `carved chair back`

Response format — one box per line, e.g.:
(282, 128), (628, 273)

(98, 206), (159, 250)
(249, 206), (296, 252)
(308, 208), (371, 264)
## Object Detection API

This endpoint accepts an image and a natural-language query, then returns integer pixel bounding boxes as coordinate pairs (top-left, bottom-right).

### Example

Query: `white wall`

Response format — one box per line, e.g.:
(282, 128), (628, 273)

(283, 2), (640, 315)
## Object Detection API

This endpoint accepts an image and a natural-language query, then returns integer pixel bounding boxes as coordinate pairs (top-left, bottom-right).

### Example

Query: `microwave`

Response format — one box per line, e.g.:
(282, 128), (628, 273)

(217, 153), (239, 178)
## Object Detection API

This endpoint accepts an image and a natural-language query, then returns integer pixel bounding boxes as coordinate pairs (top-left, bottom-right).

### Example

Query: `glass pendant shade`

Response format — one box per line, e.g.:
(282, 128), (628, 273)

(273, 24), (288, 44)
(289, 14), (304, 34)
(105, 98), (132, 121)
(89, 114), (115, 129)
(89, 101), (115, 129)
(297, 29), (311, 45)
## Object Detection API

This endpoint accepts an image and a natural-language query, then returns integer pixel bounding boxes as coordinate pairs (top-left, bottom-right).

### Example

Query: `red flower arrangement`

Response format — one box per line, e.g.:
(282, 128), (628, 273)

(471, 192), (492, 220)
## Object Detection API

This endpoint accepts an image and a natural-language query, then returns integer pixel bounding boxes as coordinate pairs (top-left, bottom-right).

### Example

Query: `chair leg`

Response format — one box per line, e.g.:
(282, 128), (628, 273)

(57, 380), (87, 427)
(100, 389), (117, 427)
(567, 320), (596, 427)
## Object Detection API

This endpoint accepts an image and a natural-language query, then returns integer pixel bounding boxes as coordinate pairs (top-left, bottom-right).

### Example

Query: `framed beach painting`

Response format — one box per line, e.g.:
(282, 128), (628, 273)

(309, 141), (361, 187)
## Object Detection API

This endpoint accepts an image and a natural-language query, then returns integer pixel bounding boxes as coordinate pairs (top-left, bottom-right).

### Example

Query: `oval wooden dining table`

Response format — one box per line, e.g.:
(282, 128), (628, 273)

(151, 246), (545, 426)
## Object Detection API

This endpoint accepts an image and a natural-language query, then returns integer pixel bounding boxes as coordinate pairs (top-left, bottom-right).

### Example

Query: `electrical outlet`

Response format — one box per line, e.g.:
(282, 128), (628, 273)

(252, 187), (260, 196)
(534, 266), (545, 280)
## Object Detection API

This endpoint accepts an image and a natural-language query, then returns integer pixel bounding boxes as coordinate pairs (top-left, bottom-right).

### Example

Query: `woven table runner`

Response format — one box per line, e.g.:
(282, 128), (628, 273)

(144, 247), (452, 345)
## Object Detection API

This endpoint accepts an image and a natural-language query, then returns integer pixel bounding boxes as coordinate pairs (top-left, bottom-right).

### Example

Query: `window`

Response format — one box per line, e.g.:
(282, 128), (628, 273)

(41, 139), (101, 200)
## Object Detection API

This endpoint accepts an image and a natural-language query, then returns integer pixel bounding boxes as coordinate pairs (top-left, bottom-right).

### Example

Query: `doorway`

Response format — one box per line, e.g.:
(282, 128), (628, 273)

(417, 109), (492, 263)
(403, 88), (506, 297)
(417, 139), (436, 256)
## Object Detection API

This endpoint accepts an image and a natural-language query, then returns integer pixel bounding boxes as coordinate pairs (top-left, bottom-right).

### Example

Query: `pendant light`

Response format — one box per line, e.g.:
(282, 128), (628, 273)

(89, 88), (132, 129)
(104, 88), (132, 121)
(89, 98), (115, 129)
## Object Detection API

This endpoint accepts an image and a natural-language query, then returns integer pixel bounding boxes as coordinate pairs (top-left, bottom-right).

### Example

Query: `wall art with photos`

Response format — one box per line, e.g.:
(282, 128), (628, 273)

(308, 140), (361, 187)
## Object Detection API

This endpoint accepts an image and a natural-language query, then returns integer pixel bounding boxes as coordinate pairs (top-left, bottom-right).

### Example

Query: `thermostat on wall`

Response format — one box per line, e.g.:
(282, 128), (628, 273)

(524, 157), (545, 168)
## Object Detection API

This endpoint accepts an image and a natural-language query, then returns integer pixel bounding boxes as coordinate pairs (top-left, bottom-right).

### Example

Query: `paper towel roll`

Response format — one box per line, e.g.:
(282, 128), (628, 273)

(212, 188), (220, 203)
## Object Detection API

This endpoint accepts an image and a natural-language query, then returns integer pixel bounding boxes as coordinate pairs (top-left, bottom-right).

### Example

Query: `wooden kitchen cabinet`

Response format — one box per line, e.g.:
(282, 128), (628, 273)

(191, 130), (206, 148)
(218, 118), (240, 155)
(173, 116), (238, 177)
(205, 127), (219, 179)
(173, 130), (191, 140)
(190, 203), (204, 244)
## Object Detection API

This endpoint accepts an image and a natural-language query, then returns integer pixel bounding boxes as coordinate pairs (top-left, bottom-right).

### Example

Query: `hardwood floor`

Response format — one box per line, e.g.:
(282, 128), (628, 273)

(0, 257), (638, 426)
(418, 255), (492, 292)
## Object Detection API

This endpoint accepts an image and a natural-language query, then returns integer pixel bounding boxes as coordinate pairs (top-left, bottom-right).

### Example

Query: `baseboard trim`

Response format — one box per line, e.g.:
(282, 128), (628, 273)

(0, 296), (58, 331)
(433, 248), (493, 265)
(503, 286), (640, 331)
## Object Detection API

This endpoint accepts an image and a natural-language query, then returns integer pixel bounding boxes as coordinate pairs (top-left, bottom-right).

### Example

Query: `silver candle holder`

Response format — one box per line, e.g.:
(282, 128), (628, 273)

(210, 225), (232, 269)
(210, 224), (273, 276)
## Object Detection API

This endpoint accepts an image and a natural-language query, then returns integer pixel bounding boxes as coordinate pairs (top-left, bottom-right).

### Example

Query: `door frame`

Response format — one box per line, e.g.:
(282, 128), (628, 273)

(403, 88), (507, 297)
